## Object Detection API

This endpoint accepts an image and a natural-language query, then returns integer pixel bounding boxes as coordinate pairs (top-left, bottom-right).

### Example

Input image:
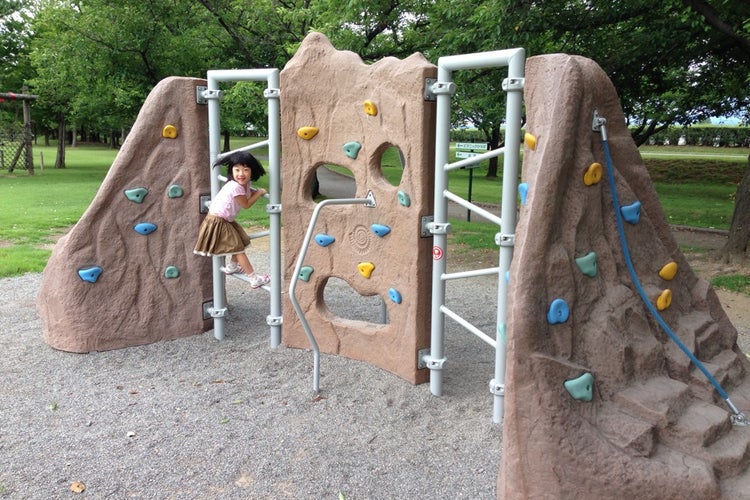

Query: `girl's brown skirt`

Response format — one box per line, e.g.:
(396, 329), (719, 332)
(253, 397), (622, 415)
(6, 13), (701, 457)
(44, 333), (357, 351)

(194, 214), (251, 257)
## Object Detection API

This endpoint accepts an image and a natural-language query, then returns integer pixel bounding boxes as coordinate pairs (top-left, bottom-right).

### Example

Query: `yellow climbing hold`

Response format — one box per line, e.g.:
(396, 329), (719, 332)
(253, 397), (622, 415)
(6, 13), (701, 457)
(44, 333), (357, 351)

(162, 124), (178, 139)
(524, 132), (537, 150)
(297, 126), (319, 140)
(363, 100), (378, 116)
(357, 262), (375, 279)
(656, 289), (672, 311)
(659, 261), (678, 281)
(583, 162), (603, 186)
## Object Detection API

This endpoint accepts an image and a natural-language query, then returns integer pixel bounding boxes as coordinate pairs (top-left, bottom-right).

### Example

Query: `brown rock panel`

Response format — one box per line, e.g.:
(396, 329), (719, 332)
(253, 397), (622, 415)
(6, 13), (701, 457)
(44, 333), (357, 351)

(37, 77), (213, 352)
(280, 33), (435, 384)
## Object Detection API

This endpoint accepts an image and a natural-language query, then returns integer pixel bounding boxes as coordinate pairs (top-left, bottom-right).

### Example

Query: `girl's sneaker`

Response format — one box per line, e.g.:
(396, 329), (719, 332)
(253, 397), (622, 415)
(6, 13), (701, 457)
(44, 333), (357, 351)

(248, 273), (270, 289)
(224, 262), (244, 275)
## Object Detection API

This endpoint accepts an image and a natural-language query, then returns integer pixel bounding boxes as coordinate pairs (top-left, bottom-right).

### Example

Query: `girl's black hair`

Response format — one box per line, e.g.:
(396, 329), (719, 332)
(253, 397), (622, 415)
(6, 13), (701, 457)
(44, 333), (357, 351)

(214, 151), (266, 182)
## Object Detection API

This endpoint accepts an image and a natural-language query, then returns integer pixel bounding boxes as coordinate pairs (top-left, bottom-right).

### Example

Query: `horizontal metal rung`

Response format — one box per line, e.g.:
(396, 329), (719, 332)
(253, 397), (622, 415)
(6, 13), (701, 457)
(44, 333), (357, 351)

(440, 305), (496, 348)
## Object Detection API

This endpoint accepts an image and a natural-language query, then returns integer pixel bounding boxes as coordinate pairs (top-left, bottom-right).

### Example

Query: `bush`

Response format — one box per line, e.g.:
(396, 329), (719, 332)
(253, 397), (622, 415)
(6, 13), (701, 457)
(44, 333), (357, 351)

(642, 125), (750, 148)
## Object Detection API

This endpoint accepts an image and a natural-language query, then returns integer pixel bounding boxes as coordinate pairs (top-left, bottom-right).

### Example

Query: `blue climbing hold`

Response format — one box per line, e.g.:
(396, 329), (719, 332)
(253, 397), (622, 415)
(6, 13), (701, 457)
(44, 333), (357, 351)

(133, 222), (157, 235)
(299, 266), (314, 282)
(564, 372), (594, 402)
(371, 224), (391, 237)
(620, 201), (642, 224)
(78, 266), (103, 283)
(342, 141), (362, 159)
(518, 183), (529, 205)
(397, 191), (411, 207)
(124, 187), (148, 204)
(575, 252), (598, 277)
(314, 234), (335, 247)
(168, 184), (184, 198)
(547, 298), (570, 324)
(388, 288), (402, 304)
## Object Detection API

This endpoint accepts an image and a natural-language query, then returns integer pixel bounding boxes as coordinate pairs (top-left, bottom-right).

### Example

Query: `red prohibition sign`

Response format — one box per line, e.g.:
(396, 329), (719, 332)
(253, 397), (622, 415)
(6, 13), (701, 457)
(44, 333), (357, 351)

(432, 246), (444, 260)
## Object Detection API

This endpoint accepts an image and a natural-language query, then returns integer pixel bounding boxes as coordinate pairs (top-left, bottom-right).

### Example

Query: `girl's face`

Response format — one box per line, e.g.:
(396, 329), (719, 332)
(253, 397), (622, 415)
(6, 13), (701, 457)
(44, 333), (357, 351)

(231, 164), (253, 186)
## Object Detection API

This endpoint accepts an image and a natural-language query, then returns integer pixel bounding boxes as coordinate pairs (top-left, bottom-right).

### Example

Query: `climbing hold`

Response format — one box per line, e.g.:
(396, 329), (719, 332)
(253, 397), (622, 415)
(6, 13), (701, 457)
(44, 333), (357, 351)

(498, 323), (507, 344)
(620, 201), (642, 224)
(583, 162), (603, 186)
(547, 298), (570, 324)
(124, 187), (149, 204)
(299, 266), (314, 282)
(518, 183), (529, 205)
(371, 224), (391, 237)
(524, 132), (537, 150)
(659, 261), (678, 281)
(363, 100), (378, 116)
(388, 288), (402, 304)
(314, 234), (335, 247)
(297, 126), (319, 140)
(575, 252), (598, 277)
(164, 266), (179, 279)
(162, 125), (178, 139)
(77, 266), (103, 283)
(133, 222), (157, 235)
(357, 262), (375, 279)
(505, 270), (510, 283)
(397, 191), (411, 207)
(656, 289), (672, 311)
(564, 372), (594, 402)
(167, 184), (184, 198)
(342, 141), (362, 159)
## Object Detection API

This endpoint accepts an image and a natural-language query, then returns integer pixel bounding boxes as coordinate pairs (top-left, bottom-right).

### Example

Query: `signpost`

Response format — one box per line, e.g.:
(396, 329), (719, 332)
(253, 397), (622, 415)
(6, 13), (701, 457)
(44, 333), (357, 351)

(454, 142), (488, 221)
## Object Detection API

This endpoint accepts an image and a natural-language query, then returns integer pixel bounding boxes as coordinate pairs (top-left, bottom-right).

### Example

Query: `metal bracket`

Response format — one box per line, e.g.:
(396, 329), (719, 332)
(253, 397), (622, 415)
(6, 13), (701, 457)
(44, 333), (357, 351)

(430, 81), (456, 97)
(419, 350), (446, 370)
(202, 301), (214, 320)
(502, 77), (525, 92)
(592, 109), (607, 133)
(208, 306), (228, 319)
(364, 190), (377, 208)
(495, 232), (515, 247)
(417, 347), (431, 369)
(266, 315), (282, 326)
(264, 88), (280, 100)
(195, 85), (208, 105)
(488, 379), (505, 396)
(265, 203), (281, 214)
(201, 88), (223, 101)
(420, 215), (434, 238)
(424, 78), (437, 101)
(199, 194), (211, 214)
(428, 221), (452, 235)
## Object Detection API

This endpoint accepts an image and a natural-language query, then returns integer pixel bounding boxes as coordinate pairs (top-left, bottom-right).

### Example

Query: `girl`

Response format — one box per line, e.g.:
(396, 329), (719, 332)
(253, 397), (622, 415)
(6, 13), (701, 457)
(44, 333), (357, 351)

(194, 151), (270, 288)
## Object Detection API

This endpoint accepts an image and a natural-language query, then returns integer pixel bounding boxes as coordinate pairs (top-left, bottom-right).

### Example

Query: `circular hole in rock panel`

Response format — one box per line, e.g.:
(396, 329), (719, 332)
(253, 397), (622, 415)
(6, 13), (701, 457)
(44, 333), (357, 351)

(309, 164), (355, 201)
(322, 277), (389, 325)
(376, 145), (405, 187)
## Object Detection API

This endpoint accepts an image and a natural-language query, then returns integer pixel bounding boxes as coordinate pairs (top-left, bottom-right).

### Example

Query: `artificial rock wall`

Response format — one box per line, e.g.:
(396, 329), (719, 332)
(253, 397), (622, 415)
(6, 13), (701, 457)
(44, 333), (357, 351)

(37, 77), (213, 352)
(498, 54), (750, 498)
(280, 33), (436, 384)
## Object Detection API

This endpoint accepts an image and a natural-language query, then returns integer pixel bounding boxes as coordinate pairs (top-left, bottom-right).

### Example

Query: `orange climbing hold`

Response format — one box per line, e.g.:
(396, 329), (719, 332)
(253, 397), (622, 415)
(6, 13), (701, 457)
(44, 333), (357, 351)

(162, 124), (178, 139)
(297, 126), (319, 140)
(524, 132), (537, 150)
(656, 289), (672, 311)
(357, 262), (375, 279)
(583, 162), (603, 186)
(363, 100), (378, 116)
(659, 261), (678, 281)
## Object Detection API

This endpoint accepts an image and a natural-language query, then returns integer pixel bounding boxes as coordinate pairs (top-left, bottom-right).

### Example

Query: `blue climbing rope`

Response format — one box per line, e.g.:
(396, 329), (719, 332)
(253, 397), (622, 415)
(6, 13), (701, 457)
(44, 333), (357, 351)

(594, 111), (747, 424)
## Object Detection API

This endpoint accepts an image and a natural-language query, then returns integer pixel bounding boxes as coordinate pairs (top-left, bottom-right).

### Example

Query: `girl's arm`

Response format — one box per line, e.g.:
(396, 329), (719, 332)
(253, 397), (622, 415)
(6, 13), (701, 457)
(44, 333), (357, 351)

(234, 187), (266, 209)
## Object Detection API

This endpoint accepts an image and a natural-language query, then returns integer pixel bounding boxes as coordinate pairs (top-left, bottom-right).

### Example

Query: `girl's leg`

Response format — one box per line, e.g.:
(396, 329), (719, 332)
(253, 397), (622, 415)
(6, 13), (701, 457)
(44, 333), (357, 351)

(235, 253), (255, 275)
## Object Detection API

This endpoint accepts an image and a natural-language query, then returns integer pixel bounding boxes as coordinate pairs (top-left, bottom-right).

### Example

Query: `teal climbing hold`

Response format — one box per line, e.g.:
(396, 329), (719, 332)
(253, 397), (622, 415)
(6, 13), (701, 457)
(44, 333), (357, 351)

(299, 266), (314, 282)
(388, 288), (402, 304)
(547, 298), (570, 324)
(168, 185), (184, 198)
(397, 191), (411, 207)
(314, 234), (335, 247)
(620, 201), (642, 224)
(498, 323), (507, 344)
(575, 252), (598, 277)
(342, 141), (362, 159)
(371, 224), (391, 237)
(518, 183), (529, 205)
(564, 372), (594, 402)
(78, 266), (103, 283)
(164, 266), (179, 279)
(124, 187), (148, 204)
(134, 222), (157, 235)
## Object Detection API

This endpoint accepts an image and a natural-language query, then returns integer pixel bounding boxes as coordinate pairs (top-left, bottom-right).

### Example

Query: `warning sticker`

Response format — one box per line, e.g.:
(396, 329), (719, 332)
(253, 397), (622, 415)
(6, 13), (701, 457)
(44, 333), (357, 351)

(432, 246), (444, 260)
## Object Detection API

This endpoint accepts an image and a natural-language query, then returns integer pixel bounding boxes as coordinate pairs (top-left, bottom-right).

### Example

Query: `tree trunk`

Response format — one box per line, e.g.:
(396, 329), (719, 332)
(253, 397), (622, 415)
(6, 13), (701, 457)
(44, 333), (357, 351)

(720, 154), (750, 259)
(223, 130), (231, 152)
(71, 123), (77, 148)
(55, 113), (66, 169)
(485, 126), (501, 178)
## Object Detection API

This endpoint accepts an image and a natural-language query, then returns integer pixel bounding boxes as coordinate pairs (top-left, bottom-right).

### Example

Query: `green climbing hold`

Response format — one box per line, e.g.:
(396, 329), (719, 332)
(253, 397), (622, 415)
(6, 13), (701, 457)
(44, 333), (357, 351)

(168, 185), (184, 198)
(397, 191), (411, 207)
(564, 372), (594, 402)
(575, 252), (598, 277)
(124, 187), (149, 204)
(164, 266), (179, 279)
(299, 266), (314, 282)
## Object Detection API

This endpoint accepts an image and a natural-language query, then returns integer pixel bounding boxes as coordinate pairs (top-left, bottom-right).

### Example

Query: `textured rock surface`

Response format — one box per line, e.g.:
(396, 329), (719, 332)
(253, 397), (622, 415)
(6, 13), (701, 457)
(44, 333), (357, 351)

(498, 54), (750, 498)
(280, 33), (436, 383)
(37, 77), (213, 352)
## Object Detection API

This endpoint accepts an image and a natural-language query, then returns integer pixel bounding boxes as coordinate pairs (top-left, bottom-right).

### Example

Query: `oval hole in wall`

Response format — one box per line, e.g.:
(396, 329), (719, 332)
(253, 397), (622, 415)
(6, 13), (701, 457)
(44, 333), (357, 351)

(376, 145), (405, 187)
(309, 164), (356, 201)
(322, 277), (389, 325)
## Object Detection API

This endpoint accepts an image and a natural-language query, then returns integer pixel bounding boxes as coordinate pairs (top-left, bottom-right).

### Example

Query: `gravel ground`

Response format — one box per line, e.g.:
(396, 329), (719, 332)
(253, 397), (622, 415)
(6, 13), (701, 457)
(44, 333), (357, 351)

(0, 252), (503, 499)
